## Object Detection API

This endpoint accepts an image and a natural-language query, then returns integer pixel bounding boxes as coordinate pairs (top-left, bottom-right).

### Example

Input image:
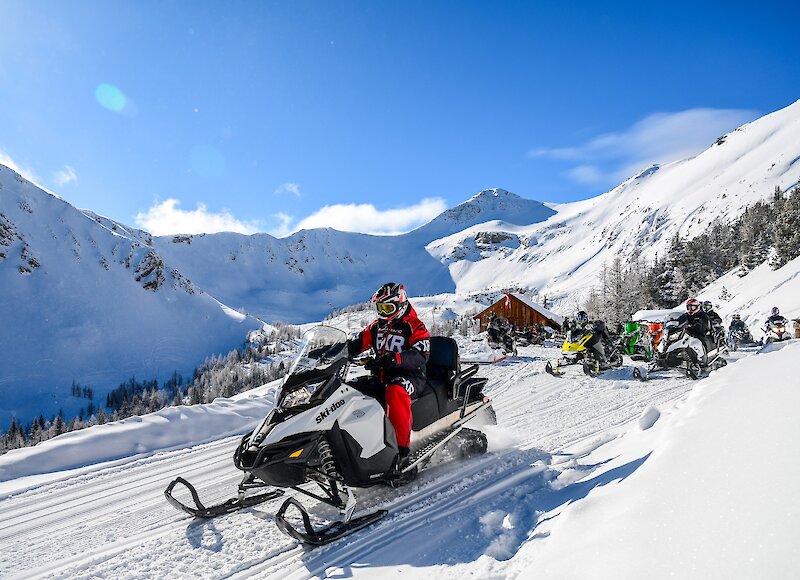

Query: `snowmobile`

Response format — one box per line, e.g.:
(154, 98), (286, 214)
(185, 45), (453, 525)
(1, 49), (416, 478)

(727, 327), (755, 351)
(763, 319), (792, 344)
(164, 325), (495, 546)
(620, 322), (654, 362)
(633, 319), (727, 381)
(487, 324), (517, 356)
(545, 327), (622, 377)
(514, 328), (544, 347)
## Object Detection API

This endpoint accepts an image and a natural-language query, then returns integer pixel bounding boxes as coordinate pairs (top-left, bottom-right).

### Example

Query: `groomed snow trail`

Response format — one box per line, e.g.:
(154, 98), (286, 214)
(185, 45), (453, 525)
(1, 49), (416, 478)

(0, 344), (703, 579)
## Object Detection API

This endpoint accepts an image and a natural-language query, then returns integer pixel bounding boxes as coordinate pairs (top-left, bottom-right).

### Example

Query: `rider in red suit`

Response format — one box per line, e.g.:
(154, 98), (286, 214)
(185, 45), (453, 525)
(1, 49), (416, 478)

(347, 283), (430, 465)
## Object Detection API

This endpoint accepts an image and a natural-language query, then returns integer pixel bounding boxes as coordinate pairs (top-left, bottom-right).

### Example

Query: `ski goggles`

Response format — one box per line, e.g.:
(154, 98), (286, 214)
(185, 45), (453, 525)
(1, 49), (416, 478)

(375, 301), (398, 316)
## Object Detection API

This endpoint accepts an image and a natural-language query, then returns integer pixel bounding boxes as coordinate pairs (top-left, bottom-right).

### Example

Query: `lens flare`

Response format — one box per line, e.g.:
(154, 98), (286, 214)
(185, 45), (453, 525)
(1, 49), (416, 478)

(95, 84), (127, 112)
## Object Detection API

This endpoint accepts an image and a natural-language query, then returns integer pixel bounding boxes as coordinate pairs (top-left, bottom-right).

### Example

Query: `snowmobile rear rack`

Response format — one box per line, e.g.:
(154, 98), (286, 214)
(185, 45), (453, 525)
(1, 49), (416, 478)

(275, 497), (388, 546)
(164, 476), (284, 519)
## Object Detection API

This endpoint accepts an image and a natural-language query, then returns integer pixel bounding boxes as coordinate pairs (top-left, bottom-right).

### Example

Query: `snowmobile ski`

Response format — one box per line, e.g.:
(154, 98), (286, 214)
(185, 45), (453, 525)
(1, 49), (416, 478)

(544, 361), (563, 376)
(164, 476), (284, 519)
(583, 360), (600, 377)
(633, 366), (649, 382)
(275, 497), (388, 546)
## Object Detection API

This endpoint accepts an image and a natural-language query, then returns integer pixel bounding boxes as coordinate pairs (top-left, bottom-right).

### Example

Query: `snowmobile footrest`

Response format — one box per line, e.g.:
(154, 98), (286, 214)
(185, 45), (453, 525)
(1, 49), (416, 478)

(275, 497), (387, 546)
(164, 476), (284, 519)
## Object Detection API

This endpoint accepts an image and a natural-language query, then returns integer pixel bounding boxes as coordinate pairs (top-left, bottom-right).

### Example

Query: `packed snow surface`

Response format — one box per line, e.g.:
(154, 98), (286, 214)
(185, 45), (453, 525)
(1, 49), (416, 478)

(2, 337), (798, 579)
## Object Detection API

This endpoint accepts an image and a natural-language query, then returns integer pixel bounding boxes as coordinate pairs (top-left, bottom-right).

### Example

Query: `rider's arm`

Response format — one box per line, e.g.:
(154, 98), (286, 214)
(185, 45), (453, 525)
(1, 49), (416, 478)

(394, 319), (431, 372)
(347, 323), (374, 358)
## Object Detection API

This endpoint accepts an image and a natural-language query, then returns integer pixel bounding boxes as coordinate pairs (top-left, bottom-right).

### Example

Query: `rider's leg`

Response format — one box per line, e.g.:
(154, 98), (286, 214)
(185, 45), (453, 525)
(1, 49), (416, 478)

(385, 381), (414, 456)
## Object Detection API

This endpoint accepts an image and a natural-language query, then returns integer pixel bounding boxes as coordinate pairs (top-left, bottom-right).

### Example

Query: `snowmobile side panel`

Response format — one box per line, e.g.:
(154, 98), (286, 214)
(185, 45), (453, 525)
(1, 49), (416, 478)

(326, 419), (397, 487)
(260, 388), (388, 461)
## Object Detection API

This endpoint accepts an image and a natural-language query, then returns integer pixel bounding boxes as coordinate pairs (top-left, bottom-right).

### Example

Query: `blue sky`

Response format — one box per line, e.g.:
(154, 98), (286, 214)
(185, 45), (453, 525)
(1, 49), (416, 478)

(1, 1), (798, 236)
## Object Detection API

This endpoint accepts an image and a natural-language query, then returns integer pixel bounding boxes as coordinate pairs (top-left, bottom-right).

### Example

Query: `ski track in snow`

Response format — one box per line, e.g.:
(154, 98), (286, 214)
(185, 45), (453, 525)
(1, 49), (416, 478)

(0, 343), (721, 579)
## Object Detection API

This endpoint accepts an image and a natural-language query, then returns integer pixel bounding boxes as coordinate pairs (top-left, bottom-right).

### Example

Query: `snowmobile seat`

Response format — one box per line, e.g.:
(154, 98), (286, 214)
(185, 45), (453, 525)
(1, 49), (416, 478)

(426, 336), (460, 381)
(412, 337), (461, 430)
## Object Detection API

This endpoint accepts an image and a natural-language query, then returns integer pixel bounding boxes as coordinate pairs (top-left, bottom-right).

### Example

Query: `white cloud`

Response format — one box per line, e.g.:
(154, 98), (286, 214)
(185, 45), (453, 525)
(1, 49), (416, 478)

(134, 198), (262, 235)
(567, 165), (604, 185)
(53, 165), (78, 186)
(273, 198), (448, 237)
(274, 182), (302, 197)
(529, 107), (759, 186)
(0, 149), (38, 181)
(270, 212), (294, 237)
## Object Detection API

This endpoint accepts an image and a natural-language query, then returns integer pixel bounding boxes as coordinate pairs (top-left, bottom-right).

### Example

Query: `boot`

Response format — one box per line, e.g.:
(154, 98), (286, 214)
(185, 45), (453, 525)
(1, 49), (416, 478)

(384, 447), (415, 485)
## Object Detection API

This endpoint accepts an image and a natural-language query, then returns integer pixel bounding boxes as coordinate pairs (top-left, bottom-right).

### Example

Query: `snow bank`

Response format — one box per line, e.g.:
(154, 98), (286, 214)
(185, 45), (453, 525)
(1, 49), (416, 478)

(637, 405), (660, 430)
(514, 341), (800, 579)
(0, 378), (282, 489)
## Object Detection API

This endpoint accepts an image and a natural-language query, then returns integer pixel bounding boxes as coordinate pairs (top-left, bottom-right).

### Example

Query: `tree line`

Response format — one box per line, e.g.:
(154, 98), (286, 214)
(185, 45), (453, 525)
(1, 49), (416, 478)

(1, 324), (304, 454)
(584, 185), (800, 324)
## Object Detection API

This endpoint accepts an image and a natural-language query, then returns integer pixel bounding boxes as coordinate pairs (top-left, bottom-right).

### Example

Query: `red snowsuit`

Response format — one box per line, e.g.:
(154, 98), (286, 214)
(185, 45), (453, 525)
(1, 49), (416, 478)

(347, 305), (430, 450)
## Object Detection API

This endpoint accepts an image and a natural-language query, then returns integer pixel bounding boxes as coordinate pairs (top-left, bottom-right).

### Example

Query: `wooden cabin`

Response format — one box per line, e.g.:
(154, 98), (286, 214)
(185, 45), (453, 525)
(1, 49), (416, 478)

(473, 293), (564, 332)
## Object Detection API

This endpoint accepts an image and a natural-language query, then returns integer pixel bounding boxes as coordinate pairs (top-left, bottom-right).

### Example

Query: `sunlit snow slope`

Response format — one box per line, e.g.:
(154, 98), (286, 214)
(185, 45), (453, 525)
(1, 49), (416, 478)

(149, 188), (555, 322)
(0, 165), (262, 426)
(427, 100), (800, 311)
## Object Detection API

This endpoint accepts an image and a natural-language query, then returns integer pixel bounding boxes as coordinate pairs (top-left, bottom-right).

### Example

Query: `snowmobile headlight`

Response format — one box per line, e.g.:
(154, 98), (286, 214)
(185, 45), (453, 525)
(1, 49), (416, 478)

(279, 379), (326, 409)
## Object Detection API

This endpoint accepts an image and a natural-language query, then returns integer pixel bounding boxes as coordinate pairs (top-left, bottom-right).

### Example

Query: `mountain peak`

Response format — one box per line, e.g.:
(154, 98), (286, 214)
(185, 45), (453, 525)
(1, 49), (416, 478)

(467, 188), (517, 201)
(408, 188), (556, 242)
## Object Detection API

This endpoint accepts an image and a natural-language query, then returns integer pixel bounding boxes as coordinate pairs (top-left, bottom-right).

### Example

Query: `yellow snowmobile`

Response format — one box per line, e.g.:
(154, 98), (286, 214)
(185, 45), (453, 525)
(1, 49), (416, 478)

(545, 328), (622, 377)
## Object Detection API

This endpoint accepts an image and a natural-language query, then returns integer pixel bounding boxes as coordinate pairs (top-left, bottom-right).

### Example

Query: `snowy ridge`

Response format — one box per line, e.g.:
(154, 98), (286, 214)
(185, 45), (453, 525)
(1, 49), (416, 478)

(427, 100), (800, 310)
(148, 188), (556, 323)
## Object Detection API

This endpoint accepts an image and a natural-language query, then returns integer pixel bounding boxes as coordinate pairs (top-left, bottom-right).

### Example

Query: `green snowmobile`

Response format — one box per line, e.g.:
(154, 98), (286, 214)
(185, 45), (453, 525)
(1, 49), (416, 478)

(620, 321), (654, 362)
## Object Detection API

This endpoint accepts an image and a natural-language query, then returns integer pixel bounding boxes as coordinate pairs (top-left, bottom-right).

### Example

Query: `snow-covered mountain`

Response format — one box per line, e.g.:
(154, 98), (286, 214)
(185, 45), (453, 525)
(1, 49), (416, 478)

(145, 102), (800, 322)
(0, 164), (262, 426)
(427, 100), (800, 311)
(146, 188), (555, 323)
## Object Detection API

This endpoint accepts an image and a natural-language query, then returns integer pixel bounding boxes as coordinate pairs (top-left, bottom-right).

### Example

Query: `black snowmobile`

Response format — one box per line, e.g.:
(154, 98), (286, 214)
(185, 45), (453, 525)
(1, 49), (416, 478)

(165, 325), (495, 546)
(514, 328), (544, 347)
(487, 320), (517, 356)
(727, 327), (755, 352)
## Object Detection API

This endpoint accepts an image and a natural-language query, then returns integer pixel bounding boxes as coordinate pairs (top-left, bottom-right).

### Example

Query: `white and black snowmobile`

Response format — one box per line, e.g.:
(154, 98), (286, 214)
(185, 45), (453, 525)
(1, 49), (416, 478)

(633, 319), (727, 381)
(165, 325), (495, 546)
(763, 319), (792, 344)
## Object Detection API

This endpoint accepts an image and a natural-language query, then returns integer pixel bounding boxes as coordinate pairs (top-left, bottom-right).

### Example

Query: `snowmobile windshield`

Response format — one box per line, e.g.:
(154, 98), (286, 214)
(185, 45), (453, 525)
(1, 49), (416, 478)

(279, 326), (347, 409)
(287, 326), (348, 376)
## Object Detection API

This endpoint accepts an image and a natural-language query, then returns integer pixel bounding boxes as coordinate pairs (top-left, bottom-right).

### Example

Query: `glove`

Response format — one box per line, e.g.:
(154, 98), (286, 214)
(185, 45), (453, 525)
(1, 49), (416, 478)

(373, 352), (398, 370)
